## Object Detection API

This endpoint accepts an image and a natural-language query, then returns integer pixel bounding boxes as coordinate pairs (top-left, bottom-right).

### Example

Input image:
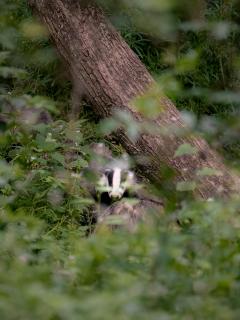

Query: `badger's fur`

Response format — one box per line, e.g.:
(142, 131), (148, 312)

(87, 143), (163, 231)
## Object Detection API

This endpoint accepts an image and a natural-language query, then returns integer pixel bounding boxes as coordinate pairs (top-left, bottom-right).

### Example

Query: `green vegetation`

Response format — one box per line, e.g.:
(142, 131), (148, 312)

(1, 0), (240, 319)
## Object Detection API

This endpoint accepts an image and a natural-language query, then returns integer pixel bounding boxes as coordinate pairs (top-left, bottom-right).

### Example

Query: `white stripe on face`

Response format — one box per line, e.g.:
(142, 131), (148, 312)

(109, 167), (123, 198)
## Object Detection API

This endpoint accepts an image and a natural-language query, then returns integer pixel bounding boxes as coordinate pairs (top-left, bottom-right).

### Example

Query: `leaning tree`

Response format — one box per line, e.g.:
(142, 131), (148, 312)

(28, 0), (239, 199)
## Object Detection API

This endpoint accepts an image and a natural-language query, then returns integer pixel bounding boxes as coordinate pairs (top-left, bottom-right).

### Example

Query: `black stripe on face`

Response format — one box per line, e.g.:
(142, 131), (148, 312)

(104, 169), (114, 187)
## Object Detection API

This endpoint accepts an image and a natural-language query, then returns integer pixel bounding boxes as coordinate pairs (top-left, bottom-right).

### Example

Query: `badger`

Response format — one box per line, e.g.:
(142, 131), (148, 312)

(86, 143), (163, 231)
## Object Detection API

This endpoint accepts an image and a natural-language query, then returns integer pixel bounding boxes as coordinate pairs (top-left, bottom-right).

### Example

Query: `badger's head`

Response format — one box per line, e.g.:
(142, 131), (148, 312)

(89, 143), (137, 203)
(96, 166), (136, 203)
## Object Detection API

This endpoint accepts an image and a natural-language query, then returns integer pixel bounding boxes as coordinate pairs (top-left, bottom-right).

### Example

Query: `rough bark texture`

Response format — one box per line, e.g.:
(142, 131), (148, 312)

(28, 0), (238, 199)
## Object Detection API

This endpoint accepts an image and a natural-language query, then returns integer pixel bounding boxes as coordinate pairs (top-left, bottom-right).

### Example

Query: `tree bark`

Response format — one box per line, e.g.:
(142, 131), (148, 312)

(28, 0), (238, 199)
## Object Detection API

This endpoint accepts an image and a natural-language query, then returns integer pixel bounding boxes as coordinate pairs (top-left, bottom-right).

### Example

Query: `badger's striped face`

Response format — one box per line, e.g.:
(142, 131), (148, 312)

(97, 167), (135, 202)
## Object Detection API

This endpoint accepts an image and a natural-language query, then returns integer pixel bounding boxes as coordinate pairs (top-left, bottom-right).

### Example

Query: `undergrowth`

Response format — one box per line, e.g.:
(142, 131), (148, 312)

(0, 0), (240, 319)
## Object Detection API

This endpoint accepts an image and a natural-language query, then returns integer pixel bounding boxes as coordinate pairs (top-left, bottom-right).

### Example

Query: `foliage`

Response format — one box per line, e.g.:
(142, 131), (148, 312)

(0, 0), (240, 319)
(1, 199), (240, 320)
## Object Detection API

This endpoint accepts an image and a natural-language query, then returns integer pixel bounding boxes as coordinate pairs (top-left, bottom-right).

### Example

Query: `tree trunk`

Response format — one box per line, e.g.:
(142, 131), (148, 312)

(28, 0), (238, 199)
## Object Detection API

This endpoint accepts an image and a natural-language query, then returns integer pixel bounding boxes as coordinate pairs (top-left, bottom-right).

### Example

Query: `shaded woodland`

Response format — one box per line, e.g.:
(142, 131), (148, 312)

(0, 0), (240, 319)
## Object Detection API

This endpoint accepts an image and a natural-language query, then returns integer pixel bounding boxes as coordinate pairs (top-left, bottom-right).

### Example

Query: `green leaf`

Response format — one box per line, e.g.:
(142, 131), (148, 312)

(133, 95), (163, 118)
(71, 198), (94, 206)
(174, 143), (197, 157)
(176, 181), (197, 192)
(99, 118), (119, 135)
(176, 50), (199, 74)
(104, 215), (126, 226)
(28, 96), (59, 114)
(0, 66), (27, 79)
(0, 51), (10, 64)
(51, 152), (65, 165)
(35, 134), (59, 152)
(197, 167), (223, 177)
(69, 158), (88, 170)
(126, 122), (140, 142)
